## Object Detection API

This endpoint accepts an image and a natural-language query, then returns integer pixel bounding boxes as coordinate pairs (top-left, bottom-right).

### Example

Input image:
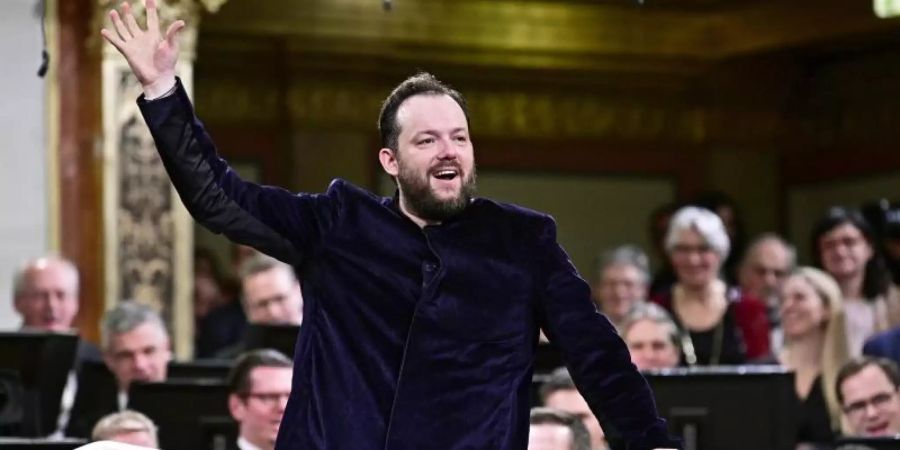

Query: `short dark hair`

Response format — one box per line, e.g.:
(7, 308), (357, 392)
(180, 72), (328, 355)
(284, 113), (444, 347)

(226, 348), (292, 396)
(529, 407), (592, 450)
(538, 367), (576, 404)
(811, 206), (889, 299)
(836, 356), (900, 405)
(377, 72), (469, 151)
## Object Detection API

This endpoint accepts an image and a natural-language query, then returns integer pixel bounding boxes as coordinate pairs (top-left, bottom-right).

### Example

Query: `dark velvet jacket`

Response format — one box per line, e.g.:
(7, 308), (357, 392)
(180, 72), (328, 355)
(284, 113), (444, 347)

(138, 80), (678, 450)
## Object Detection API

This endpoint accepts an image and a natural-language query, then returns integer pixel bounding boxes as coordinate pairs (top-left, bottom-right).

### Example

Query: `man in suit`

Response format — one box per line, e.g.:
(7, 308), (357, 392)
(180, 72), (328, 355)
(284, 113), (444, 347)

(66, 302), (171, 438)
(227, 349), (293, 450)
(12, 256), (104, 436)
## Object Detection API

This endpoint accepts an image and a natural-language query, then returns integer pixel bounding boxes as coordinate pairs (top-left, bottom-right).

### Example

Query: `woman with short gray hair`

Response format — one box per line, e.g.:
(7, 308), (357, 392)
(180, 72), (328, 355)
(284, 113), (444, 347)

(652, 206), (770, 364)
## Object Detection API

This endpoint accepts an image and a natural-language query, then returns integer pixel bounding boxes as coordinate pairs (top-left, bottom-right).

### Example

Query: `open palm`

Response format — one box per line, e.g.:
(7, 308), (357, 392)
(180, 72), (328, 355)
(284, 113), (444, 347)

(100, 0), (185, 97)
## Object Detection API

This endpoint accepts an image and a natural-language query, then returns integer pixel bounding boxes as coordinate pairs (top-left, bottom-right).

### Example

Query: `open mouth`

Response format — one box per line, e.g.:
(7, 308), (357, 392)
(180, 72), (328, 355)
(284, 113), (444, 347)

(866, 423), (890, 435)
(432, 168), (459, 181)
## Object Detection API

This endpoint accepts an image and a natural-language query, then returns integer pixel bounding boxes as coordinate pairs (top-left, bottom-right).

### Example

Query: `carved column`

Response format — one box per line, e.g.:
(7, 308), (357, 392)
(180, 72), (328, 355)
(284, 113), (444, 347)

(98, 0), (225, 359)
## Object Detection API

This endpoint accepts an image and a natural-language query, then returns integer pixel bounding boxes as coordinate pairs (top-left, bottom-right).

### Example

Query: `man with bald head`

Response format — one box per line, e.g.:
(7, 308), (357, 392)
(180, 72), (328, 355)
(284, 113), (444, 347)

(13, 256), (81, 332)
(13, 256), (103, 437)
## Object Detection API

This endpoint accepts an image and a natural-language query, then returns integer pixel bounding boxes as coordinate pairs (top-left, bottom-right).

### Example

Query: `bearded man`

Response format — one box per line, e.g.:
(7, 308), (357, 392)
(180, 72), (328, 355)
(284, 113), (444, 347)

(99, 2), (678, 449)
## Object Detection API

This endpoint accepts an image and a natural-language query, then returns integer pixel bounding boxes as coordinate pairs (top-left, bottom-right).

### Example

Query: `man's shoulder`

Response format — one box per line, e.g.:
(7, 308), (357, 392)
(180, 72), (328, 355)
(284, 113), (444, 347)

(324, 178), (386, 204)
(471, 197), (551, 224)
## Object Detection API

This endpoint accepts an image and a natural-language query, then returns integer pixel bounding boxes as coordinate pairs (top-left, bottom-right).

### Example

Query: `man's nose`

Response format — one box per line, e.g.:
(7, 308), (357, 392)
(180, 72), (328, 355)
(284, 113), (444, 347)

(436, 138), (458, 159)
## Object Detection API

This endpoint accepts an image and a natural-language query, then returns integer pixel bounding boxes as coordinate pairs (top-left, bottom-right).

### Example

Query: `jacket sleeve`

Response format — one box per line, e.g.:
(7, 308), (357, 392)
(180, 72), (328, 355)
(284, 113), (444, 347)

(137, 79), (340, 264)
(534, 216), (680, 450)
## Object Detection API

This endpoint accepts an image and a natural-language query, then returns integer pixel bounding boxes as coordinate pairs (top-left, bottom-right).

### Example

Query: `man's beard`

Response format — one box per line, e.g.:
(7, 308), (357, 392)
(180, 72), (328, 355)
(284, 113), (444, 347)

(397, 162), (477, 222)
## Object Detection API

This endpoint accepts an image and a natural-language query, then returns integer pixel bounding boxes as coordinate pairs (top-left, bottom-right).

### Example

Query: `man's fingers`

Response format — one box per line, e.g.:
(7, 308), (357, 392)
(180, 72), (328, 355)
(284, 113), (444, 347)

(144, 0), (159, 33)
(121, 2), (143, 37)
(100, 28), (126, 52)
(165, 20), (186, 47)
(109, 10), (132, 42)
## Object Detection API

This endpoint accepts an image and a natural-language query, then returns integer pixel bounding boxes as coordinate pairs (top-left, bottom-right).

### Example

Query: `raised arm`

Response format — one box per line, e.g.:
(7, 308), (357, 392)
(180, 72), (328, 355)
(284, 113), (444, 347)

(101, 1), (339, 263)
(534, 217), (680, 450)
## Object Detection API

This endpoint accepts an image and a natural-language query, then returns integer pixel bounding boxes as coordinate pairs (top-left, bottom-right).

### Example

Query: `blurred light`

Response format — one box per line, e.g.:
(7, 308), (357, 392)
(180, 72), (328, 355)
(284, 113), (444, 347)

(874, 0), (900, 18)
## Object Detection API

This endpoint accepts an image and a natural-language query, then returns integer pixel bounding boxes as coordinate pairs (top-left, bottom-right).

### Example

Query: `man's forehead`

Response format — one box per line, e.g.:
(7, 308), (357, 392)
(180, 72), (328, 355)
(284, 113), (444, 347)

(845, 365), (894, 397)
(395, 93), (467, 133)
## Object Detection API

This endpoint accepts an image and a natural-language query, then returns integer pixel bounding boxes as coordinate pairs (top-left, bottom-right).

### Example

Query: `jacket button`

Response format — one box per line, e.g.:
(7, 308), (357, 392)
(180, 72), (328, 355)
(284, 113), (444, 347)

(423, 262), (436, 272)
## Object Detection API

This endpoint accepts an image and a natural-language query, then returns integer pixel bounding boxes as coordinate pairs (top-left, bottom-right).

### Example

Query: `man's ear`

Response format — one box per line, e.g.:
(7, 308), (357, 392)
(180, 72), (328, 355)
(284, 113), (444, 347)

(228, 393), (246, 421)
(379, 148), (399, 177)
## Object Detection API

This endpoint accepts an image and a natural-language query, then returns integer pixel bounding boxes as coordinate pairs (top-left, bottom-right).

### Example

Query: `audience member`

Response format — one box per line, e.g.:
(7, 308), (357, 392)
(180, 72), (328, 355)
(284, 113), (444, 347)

(211, 256), (304, 359)
(66, 302), (171, 438)
(652, 206), (770, 364)
(528, 407), (592, 450)
(739, 233), (796, 354)
(591, 245), (650, 330)
(836, 357), (900, 437)
(538, 368), (606, 450)
(620, 303), (681, 370)
(91, 410), (158, 448)
(776, 267), (849, 445)
(227, 349), (293, 450)
(13, 256), (104, 437)
(812, 207), (900, 355)
(13, 256), (81, 332)
(239, 255), (303, 326)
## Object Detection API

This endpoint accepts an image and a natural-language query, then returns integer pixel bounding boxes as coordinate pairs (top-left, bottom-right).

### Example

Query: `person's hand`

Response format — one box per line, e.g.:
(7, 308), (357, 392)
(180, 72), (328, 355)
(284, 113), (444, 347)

(100, 0), (185, 98)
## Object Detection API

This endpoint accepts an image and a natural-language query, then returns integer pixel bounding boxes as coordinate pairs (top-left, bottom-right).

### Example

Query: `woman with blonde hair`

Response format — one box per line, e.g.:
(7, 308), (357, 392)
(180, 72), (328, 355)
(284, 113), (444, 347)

(777, 267), (850, 446)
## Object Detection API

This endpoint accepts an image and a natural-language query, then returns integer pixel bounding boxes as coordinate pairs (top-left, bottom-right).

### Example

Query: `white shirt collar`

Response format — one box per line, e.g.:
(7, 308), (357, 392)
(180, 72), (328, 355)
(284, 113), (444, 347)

(237, 436), (264, 450)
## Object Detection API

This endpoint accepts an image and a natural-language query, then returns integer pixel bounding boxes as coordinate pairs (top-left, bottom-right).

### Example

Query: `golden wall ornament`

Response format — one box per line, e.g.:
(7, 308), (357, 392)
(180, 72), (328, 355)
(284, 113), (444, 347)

(100, 0), (222, 359)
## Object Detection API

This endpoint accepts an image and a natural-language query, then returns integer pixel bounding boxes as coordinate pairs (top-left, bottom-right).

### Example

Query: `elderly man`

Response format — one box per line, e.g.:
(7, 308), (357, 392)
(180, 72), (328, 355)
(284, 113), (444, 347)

(91, 410), (159, 448)
(13, 256), (81, 332)
(66, 302), (171, 438)
(13, 256), (105, 437)
(738, 234), (795, 304)
(227, 349), (293, 450)
(738, 234), (794, 354)
(529, 408), (592, 450)
(592, 245), (650, 330)
(837, 357), (900, 437)
(620, 303), (681, 371)
(100, 2), (677, 449)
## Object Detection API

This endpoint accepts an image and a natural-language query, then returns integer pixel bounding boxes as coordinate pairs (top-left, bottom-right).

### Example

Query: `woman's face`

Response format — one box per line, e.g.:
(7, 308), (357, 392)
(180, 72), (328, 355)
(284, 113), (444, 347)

(818, 222), (873, 283)
(780, 275), (829, 339)
(669, 228), (722, 289)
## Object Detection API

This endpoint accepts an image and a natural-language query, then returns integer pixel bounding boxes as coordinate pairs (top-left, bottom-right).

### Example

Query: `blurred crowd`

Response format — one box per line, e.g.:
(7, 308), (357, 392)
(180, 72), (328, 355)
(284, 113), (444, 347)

(9, 192), (900, 450)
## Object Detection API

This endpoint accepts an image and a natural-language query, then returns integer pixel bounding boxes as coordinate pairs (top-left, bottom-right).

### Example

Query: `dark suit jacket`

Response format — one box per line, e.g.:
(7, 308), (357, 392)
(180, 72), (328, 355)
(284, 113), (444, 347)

(138, 79), (679, 450)
(64, 361), (118, 439)
(863, 327), (900, 365)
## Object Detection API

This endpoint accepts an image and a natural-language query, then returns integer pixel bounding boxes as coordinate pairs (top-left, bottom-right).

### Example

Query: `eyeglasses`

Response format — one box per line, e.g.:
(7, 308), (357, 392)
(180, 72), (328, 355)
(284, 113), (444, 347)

(843, 391), (897, 416)
(821, 236), (865, 252)
(242, 391), (291, 406)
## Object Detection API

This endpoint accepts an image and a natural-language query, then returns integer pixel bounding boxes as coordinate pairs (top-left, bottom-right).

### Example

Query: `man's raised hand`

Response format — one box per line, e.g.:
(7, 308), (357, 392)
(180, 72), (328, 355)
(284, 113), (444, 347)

(100, 0), (185, 98)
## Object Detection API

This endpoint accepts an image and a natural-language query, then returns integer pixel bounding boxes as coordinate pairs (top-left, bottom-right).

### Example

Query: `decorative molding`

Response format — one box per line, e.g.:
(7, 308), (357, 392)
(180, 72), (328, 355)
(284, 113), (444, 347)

(100, 0), (219, 359)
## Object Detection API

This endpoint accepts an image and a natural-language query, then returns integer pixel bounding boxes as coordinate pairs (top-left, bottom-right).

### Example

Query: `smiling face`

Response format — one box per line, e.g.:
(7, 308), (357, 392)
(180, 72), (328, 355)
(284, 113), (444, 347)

(595, 263), (646, 324)
(818, 223), (873, 284)
(669, 228), (722, 289)
(379, 93), (476, 224)
(779, 275), (829, 339)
